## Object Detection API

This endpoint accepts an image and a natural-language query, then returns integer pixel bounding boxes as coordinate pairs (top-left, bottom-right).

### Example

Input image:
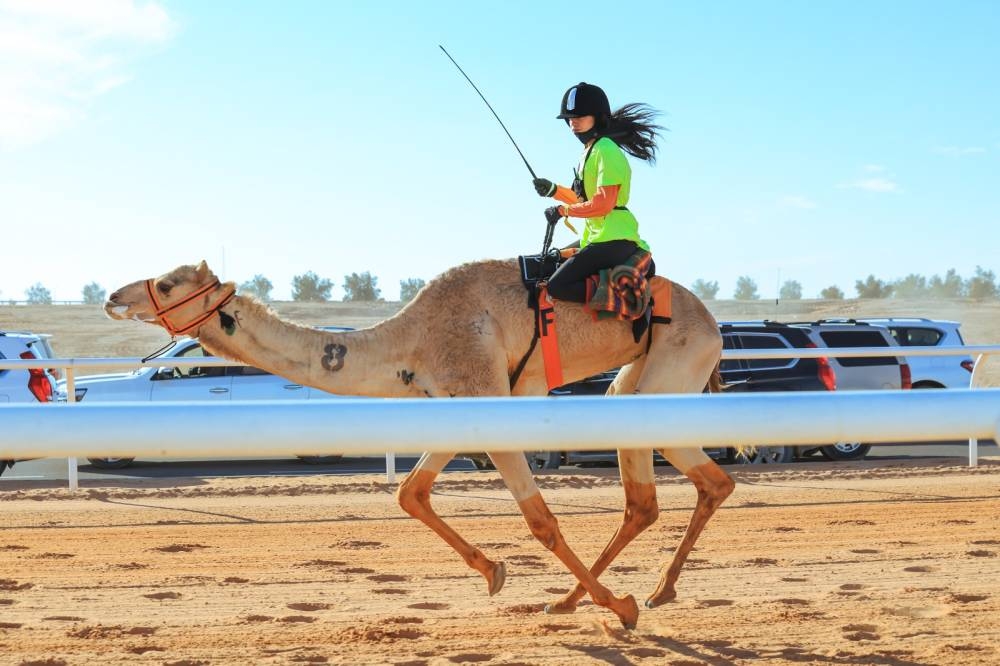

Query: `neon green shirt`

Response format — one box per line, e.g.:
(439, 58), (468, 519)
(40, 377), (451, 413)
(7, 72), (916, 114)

(579, 137), (649, 251)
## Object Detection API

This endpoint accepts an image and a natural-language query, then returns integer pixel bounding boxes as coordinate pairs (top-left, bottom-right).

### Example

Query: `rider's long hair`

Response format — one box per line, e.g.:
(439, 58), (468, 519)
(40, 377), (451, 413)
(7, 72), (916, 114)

(600, 103), (664, 164)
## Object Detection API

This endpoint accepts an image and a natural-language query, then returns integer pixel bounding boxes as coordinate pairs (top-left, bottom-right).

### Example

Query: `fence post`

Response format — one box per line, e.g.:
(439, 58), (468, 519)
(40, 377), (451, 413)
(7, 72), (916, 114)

(66, 368), (79, 490)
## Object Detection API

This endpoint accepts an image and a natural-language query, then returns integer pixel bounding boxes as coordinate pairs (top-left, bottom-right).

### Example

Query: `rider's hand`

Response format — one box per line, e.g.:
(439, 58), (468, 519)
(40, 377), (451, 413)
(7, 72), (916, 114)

(533, 178), (556, 197)
(544, 205), (564, 227)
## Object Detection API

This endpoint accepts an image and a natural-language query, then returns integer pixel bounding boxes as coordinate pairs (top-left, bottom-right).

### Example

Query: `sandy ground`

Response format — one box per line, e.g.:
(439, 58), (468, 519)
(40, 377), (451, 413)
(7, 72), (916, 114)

(2, 460), (999, 665)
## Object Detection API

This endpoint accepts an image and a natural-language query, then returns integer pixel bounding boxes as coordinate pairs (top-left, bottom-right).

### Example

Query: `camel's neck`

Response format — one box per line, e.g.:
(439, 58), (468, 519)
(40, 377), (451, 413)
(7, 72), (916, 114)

(196, 296), (421, 398)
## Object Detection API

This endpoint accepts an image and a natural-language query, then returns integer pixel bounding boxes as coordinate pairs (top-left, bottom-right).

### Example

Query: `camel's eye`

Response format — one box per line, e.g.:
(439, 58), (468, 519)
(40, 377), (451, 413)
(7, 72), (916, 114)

(157, 282), (173, 296)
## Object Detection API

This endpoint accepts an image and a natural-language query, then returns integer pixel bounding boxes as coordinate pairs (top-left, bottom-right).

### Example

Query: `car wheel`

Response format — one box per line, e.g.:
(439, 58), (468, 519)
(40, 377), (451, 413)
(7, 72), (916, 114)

(525, 451), (561, 470)
(297, 455), (343, 464)
(819, 443), (871, 461)
(86, 457), (135, 469)
(732, 446), (794, 465)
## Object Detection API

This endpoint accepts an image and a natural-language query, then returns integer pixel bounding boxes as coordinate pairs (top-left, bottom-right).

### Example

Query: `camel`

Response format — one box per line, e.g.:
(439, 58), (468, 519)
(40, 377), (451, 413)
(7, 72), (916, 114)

(103, 259), (734, 629)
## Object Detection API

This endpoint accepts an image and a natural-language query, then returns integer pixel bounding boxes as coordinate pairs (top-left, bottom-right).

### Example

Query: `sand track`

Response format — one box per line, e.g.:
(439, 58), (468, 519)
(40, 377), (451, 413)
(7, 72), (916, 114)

(2, 461), (999, 665)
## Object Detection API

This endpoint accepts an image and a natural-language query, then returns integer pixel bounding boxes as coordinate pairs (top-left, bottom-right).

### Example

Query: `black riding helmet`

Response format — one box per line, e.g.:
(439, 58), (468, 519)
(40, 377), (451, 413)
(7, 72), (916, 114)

(556, 82), (611, 120)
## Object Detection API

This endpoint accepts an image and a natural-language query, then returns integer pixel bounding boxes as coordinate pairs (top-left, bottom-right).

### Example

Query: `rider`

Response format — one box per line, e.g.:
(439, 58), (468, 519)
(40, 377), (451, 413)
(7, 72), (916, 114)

(533, 82), (662, 303)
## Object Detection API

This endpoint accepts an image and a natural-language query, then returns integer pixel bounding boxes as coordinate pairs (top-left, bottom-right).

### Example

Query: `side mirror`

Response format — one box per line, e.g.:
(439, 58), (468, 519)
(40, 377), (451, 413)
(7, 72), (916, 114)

(156, 367), (176, 380)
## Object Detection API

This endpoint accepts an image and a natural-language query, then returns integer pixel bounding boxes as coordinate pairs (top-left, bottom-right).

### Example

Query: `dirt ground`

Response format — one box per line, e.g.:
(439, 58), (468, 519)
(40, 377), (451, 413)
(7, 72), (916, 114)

(2, 460), (999, 665)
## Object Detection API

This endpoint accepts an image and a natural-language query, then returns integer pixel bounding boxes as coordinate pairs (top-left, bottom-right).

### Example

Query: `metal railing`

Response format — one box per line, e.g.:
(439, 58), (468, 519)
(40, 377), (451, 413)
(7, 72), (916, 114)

(2, 345), (999, 490)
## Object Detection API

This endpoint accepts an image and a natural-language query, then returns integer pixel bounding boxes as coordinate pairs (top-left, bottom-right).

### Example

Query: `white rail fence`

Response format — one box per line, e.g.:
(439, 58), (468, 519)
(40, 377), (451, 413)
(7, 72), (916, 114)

(1, 346), (999, 491)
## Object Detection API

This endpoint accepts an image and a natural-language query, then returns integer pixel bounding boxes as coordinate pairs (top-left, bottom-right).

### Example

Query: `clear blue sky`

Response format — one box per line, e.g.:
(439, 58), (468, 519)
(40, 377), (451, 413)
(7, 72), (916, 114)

(1, 1), (997, 301)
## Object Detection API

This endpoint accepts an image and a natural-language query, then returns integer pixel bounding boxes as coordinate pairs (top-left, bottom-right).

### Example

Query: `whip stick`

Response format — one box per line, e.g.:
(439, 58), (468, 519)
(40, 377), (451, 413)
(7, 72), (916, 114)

(439, 45), (537, 179)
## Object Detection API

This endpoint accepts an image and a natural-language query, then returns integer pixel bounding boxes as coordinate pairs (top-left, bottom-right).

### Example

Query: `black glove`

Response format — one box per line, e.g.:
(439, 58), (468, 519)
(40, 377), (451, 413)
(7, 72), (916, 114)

(533, 177), (556, 197)
(544, 205), (564, 227)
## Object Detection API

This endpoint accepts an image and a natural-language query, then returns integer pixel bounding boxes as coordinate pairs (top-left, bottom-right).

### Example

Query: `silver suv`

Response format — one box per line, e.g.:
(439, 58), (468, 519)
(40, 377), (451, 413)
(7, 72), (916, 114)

(856, 318), (973, 389)
(787, 320), (911, 390)
(0, 331), (58, 404)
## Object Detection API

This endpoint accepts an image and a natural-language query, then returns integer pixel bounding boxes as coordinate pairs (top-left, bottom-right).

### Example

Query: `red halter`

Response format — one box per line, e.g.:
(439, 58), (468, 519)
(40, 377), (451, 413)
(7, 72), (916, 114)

(145, 278), (236, 337)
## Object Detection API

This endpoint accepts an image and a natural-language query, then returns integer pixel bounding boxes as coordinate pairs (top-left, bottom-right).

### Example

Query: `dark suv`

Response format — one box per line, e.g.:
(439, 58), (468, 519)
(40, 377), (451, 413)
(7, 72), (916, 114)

(489, 322), (841, 470)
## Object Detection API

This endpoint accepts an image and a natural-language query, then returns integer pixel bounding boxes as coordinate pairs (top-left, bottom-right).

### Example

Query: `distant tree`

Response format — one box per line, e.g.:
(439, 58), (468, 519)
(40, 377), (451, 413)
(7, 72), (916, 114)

(965, 266), (998, 299)
(25, 283), (52, 304)
(820, 285), (845, 300)
(81, 282), (106, 305)
(779, 280), (802, 300)
(855, 275), (893, 298)
(399, 278), (426, 303)
(239, 274), (273, 301)
(733, 276), (759, 300)
(342, 271), (382, 302)
(928, 269), (964, 298)
(291, 271), (333, 302)
(690, 279), (719, 300)
(892, 274), (928, 298)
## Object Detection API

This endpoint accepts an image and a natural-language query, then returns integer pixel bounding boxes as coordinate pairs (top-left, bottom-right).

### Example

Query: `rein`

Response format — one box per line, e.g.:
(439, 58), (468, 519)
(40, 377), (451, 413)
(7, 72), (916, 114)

(145, 278), (236, 337)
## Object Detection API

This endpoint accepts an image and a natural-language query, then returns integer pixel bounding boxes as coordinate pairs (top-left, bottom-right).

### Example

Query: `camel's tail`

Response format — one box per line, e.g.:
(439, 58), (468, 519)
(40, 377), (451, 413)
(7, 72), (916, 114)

(704, 361), (754, 458)
(705, 361), (723, 395)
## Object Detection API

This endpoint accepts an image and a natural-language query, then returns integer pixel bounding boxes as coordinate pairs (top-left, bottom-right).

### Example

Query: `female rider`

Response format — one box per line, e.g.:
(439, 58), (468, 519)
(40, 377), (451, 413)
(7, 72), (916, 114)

(533, 82), (662, 303)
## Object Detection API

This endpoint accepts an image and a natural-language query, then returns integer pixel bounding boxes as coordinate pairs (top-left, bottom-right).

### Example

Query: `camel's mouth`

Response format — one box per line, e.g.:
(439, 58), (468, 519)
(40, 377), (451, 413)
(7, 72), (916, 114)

(103, 299), (156, 324)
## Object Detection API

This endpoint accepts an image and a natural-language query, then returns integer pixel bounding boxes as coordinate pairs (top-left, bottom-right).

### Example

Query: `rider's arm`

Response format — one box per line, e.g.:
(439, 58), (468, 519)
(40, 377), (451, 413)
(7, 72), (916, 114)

(553, 185), (580, 206)
(558, 184), (620, 218)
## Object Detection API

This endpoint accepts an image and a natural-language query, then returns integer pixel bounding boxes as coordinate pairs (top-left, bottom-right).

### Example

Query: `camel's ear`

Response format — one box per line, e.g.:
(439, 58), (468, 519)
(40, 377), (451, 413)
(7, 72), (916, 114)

(195, 260), (210, 281)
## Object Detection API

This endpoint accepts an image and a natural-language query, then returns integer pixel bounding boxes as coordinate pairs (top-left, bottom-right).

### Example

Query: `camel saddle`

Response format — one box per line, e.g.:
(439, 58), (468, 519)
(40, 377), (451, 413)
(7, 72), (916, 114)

(511, 252), (672, 392)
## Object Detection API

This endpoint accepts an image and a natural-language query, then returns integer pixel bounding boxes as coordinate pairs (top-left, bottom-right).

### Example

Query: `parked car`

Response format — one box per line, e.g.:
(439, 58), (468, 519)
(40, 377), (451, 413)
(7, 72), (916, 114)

(855, 317), (974, 389)
(63, 330), (353, 469)
(0, 331), (58, 404)
(786, 320), (911, 391)
(777, 320), (912, 460)
(468, 321), (843, 471)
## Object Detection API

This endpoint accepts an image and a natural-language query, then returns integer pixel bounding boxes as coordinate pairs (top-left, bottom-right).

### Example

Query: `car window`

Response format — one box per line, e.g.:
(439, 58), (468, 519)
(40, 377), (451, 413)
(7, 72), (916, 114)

(738, 333), (794, 370)
(720, 334), (741, 372)
(817, 330), (898, 367)
(237, 366), (272, 376)
(889, 327), (942, 346)
(172, 343), (227, 379)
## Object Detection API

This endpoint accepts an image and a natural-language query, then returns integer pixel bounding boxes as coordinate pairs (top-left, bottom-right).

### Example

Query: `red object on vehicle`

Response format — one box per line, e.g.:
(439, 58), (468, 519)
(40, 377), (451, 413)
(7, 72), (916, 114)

(19, 351), (53, 402)
(900, 363), (912, 390)
(960, 359), (975, 373)
(806, 343), (837, 391)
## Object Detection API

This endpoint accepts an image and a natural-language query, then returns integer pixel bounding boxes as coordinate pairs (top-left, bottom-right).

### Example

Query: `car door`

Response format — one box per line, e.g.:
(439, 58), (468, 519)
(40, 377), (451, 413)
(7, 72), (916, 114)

(228, 365), (311, 400)
(719, 333), (750, 391)
(149, 343), (233, 401)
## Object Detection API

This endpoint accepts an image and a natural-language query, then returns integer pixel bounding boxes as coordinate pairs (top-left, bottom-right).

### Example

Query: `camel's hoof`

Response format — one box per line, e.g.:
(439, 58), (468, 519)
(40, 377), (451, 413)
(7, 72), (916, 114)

(543, 600), (578, 615)
(487, 561), (506, 597)
(617, 594), (639, 630)
(644, 588), (676, 609)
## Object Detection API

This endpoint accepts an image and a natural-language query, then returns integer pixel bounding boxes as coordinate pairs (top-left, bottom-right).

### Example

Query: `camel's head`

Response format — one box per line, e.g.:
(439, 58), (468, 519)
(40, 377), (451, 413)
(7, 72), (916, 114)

(105, 260), (236, 337)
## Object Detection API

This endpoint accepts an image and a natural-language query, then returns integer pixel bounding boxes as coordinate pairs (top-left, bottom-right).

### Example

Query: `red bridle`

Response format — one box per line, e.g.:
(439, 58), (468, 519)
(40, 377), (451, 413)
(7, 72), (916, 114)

(145, 278), (236, 337)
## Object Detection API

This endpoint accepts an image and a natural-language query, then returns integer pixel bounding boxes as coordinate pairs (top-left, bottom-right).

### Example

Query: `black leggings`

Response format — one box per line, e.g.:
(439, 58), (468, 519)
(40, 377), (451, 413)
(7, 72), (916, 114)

(546, 239), (655, 303)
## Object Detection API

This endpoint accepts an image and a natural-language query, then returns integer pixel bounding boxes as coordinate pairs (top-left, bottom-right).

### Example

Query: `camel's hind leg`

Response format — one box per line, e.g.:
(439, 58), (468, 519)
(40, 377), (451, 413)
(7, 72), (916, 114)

(646, 448), (734, 608)
(397, 452), (507, 596)
(546, 361), (660, 615)
(489, 450), (639, 629)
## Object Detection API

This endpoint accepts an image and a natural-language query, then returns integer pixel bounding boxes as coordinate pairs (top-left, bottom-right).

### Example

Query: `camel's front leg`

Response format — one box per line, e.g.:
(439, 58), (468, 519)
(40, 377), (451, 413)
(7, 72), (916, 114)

(396, 451), (507, 596)
(646, 447), (734, 608)
(490, 451), (640, 629)
(545, 447), (658, 615)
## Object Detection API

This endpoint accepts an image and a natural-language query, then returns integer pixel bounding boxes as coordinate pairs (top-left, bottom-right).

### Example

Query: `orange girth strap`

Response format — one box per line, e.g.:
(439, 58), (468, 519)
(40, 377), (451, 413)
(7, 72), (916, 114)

(536, 285), (564, 391)
(145, 278), (236, 337)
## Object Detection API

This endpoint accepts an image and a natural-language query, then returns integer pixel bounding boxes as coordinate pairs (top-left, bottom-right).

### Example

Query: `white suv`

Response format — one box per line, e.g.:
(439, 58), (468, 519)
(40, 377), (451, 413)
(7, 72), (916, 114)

(778, 320), (910, 461)
(62, 334), (349, 469)
(856, 318), (974, 389)
(786, 320), (911, 391)
(0, 331), (58, 404)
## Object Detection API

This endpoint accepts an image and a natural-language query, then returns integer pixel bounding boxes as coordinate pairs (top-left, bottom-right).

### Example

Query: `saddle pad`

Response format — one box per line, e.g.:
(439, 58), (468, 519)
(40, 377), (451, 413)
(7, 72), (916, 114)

(649, 276), (673, 323)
